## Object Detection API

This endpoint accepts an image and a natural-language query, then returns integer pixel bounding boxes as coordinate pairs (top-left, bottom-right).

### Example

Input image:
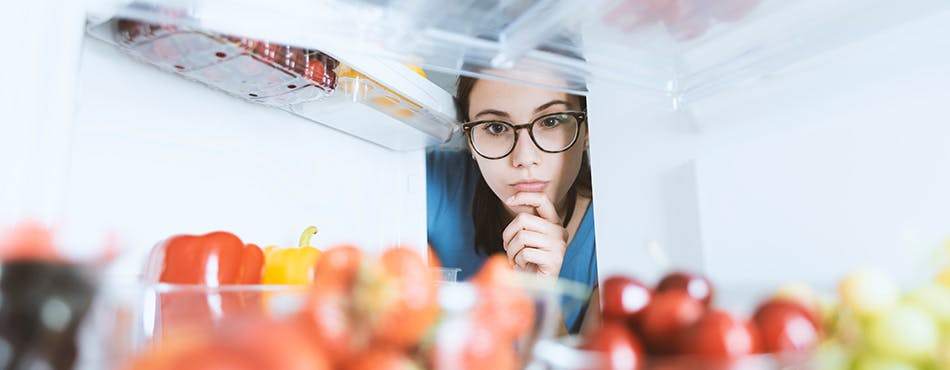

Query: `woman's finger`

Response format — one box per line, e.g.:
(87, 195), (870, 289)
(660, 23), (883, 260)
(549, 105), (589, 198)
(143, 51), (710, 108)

(514, 247), (559, 277)
(505, 192), (560, 224)
(502, 213), (566, 248)
(505, 229), (562, 266)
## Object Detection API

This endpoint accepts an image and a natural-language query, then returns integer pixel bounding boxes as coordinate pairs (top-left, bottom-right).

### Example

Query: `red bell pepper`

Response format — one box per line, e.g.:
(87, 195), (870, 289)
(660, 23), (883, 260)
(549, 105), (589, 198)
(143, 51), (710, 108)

(144, 231), (264, 339)
(147, 231), (263, 284)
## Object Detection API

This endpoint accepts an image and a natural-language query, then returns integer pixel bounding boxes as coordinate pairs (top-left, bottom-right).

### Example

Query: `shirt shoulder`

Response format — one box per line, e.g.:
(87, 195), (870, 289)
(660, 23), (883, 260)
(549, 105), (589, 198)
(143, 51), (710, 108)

(426, 149), (485, 280)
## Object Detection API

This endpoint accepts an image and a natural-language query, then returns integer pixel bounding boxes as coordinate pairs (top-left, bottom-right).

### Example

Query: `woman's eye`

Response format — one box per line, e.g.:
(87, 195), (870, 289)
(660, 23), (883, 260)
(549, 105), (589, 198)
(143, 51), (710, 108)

(541, 116), (565, 128)
(485, 123), (508, 134)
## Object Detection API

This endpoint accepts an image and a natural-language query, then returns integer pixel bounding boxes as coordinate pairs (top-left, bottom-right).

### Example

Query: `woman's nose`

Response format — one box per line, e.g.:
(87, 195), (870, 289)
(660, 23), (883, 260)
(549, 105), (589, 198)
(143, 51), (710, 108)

(510, 130), (540, 168)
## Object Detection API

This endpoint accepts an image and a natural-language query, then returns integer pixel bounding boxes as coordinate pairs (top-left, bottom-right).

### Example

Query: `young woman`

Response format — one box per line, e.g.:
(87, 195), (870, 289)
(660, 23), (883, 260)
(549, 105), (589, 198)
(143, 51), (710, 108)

(427, 71), (596, 334)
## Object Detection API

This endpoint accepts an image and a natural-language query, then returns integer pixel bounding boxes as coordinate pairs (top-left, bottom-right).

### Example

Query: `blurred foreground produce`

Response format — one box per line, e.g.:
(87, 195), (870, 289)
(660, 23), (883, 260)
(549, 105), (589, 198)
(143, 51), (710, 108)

(0, 222), (100, 370)
(125, 240), (554, 370)
(582, 240), (950, 370)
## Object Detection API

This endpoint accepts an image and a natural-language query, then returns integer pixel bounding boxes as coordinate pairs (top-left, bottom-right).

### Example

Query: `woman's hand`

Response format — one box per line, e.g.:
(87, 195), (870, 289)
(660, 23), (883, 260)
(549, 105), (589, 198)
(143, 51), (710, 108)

(502, 192), (568, 277)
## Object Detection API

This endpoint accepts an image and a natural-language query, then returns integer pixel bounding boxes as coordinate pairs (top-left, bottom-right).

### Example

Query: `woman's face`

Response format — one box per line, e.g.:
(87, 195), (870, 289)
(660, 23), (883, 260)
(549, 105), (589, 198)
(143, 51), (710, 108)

(467, 78), (587, 217)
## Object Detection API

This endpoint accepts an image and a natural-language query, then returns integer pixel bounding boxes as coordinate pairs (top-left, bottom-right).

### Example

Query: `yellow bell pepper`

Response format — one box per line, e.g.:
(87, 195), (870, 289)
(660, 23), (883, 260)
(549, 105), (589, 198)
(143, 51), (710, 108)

(262, 226), (322, 285)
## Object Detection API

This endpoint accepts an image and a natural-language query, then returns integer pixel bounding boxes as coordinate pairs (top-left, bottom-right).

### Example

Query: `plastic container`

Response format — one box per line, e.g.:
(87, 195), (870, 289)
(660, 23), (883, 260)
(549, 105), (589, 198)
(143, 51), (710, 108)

(531, 337), (815, 370)
(289, 62), (458, 150)
(85, 4), (459, 151)
(433, 267), (461, 282)
(101, 273), (590, 369)
(137, 283), (310, 343)
(434, 276), (592, 369)
(104, 18), (338, 107)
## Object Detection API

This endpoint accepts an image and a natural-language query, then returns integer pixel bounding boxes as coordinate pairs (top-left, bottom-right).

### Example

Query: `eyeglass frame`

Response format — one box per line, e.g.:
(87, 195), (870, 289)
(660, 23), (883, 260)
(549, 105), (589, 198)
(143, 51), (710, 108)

(461, 110), (587, 160)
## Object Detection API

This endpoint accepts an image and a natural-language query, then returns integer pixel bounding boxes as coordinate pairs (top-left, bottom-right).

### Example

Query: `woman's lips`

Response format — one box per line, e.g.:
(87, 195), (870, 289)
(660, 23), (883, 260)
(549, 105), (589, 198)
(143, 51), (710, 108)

(511, 181), (549, 192)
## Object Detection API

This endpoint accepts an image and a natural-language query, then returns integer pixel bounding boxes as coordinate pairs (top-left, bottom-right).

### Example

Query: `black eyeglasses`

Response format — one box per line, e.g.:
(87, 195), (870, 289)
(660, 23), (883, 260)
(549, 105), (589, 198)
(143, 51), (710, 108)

(462, 111), (586, 160)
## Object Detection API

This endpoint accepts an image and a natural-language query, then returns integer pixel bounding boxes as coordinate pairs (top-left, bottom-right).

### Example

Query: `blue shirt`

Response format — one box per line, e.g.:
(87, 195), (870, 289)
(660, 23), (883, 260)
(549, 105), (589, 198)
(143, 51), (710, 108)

(426, 149), (598, 333)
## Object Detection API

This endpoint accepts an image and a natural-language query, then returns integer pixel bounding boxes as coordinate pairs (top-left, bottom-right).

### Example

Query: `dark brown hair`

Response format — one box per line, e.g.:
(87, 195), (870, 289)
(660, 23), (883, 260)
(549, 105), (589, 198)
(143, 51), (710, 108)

(457, 76), (592, 256)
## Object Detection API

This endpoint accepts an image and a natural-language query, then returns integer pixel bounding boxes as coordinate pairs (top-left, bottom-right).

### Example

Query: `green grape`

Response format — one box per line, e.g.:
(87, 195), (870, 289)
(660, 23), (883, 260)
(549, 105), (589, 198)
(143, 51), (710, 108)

(813, 340), (853, 370)
(839, 269), (900, 318)
(903, 284), (950, 333)
(867, 305), (939, 363)
(853, 355), (919, 370)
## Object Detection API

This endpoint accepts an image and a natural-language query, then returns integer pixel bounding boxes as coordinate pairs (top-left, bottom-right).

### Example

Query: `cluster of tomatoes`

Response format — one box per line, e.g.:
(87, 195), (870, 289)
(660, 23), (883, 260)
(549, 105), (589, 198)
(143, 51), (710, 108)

(582, 271), (822, 370)
(126, 246), (537, 370)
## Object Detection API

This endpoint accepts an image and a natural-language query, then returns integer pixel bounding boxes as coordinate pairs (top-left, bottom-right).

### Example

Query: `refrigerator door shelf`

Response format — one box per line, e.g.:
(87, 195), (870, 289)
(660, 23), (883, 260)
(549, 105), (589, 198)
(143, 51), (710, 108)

(85, 6), (458, 151)
(85, 0), (949, 110)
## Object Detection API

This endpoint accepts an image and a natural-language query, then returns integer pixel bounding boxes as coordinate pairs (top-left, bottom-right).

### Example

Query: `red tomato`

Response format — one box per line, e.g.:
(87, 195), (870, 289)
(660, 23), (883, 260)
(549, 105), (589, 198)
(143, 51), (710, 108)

(433, 318), (518, 370)
(638, 291), (705, 354)
(372, 247), (440, 348)
(311, 245), (363, 291)
(752, 299), (820, 353)
(471, 254), (516, 285)
(679, 310), (761, 357)
(473, 282), (536, 340)
(0, 221), (63, 262)
(656, 272), (714, 306)
(228, 321), (331, 370)
(471, 255), (535, 339)
(601, 275), (653, 327)
(581, 322), (645, 370)
(346, 347), (418, 370)
(128, 320), (331, 370)
(295, 290), (357, 366)
(168, 344), (257, 370)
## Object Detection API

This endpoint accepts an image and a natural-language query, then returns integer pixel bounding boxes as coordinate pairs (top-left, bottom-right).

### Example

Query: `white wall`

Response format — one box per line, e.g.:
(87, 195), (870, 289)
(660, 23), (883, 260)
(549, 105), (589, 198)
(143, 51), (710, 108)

(60, 37), (426, 278)
(691, 6), (950, 290)
(590, 6), (950, 291)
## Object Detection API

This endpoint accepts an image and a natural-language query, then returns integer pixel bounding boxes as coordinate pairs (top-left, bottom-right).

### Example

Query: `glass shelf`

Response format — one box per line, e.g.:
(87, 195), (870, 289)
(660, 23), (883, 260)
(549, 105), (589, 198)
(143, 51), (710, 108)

(86, 0), (949, 111)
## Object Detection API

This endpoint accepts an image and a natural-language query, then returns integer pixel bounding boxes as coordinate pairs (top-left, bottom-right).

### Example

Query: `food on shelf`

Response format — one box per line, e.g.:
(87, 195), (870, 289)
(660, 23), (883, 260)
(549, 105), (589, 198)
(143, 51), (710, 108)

(124, 319), (331, 370)
(586, 270), (819, 369)
(678, 309), (760, 357)
(262, 226), (323, 285)
(601, 275), (653, 336)
(585, 256), (950, 370)
(655, 271), (714, 307)
(637, 290), (705, 354)
(0, 221), (63, 262)
(837, 269), (900, 319)
(126, 241), (566, 370)
(336, 65), (423, 119)
(113, 18), (338, 105)
(580, 322), (645, 370)
(143, 231), (265, 338)
(752, 299), (821, 353)
(144, 231), (264, 285)
(824, 267), (950, 369)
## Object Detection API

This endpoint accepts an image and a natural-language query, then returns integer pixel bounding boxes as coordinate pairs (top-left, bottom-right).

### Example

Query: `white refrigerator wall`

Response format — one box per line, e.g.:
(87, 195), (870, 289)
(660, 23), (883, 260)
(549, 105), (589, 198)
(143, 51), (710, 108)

(590, 7), (950, 291)
(61, 37), (427, 277)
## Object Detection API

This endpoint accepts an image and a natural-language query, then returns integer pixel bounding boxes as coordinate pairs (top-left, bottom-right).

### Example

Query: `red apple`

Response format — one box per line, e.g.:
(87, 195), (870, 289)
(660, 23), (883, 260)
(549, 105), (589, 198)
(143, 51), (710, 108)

(656, 272), (715, 306)
(752, 299), (820, 353)
(638, 291), (706, 354)
(602, 275), (654, 327)
(680, 310), (761, 357)
(582, 322), (646, 370)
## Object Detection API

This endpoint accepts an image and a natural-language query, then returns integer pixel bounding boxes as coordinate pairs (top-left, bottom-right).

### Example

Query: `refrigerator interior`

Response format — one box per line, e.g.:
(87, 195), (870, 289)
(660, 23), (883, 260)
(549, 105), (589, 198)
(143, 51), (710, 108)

(3, 0), (950, 293)
(591, 5), (950, 297)
(66, 37), (430, 278)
